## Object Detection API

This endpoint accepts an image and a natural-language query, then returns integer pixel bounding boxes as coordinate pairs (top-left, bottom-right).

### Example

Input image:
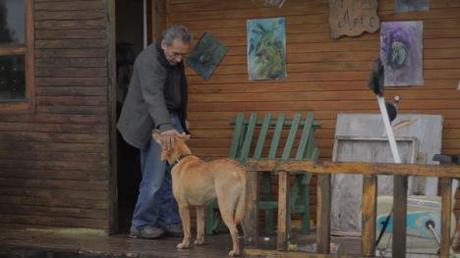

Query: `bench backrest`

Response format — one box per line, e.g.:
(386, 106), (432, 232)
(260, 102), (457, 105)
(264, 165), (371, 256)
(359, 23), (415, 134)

(229, 112), (320, 163)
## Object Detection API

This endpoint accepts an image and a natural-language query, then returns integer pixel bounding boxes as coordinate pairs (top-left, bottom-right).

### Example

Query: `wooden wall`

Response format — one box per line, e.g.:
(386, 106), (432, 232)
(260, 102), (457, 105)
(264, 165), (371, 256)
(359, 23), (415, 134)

(167, 0), (460, 242)
(0, 0), (111, 231)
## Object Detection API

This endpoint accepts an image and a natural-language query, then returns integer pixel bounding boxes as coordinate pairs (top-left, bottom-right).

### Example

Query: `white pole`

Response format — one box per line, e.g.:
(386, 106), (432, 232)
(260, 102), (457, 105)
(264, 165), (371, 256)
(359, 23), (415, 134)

(377, 96), (401, 164)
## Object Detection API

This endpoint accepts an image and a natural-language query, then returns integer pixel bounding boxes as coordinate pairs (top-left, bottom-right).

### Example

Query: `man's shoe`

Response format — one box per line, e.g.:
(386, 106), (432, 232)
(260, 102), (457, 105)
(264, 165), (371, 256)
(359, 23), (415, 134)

(129, 225), (139, 238)
(163, 224), (183, 237)
(129, 225), (165, 239)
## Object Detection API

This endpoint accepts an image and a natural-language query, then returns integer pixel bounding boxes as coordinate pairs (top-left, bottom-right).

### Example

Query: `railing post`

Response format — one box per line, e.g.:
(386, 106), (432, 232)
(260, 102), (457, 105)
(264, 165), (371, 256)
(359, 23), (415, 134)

(362, 175), (377, 257)
(392, 175), (407, 258)
(245, 171), (259, 246)
(317, 174), (331, 254)
(440, 177), (452, 258)
(277, 171), (289, 250)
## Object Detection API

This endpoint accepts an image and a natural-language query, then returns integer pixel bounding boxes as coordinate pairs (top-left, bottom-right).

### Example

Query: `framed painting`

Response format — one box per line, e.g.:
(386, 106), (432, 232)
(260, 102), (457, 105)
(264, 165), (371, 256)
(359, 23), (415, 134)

(247, 17), (287, 80)
(264, 0), (286, 8)
(380, 21), (423, 86)
(186, 32), (228, 80)
(395, 0), (429, 13)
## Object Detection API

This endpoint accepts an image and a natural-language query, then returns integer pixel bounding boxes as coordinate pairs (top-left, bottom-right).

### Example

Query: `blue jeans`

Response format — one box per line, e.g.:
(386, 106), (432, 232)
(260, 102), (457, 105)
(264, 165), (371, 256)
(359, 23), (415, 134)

(131, 114), (183, 229)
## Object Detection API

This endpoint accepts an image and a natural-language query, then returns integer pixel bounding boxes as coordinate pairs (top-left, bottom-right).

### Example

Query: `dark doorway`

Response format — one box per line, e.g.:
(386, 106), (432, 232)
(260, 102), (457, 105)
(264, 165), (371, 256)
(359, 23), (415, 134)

(115, 0), (144, 233)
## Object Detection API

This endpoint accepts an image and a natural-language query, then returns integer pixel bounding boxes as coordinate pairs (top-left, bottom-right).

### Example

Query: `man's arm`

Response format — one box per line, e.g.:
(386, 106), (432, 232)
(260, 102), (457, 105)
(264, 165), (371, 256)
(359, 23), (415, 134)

(136, 55), (178, 150)
(136, 56), (173, 131)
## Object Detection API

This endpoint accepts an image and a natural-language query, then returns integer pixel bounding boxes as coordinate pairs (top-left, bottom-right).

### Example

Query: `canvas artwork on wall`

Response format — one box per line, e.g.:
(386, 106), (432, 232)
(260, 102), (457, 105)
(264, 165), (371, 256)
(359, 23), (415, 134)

(395, 0), (429, 13)
(264, 0), (286, 8)
(186, 32), (228, 80)
(247, 17), (287, 80)
(380, 21), (423, 86)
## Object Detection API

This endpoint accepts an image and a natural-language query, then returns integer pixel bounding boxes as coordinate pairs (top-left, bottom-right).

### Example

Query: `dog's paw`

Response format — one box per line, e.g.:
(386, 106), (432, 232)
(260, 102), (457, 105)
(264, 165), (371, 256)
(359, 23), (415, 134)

(194, 237), (206, 245)
(177, 241), (191, 249)
(228, 250), (241, 257)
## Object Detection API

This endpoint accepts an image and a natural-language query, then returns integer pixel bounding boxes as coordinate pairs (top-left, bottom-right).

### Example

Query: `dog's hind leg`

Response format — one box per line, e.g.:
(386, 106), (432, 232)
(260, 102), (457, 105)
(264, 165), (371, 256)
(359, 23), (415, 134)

(194, 206), (206, 245)
(177, 205), (192, 249)
(217, 196), (241, 256)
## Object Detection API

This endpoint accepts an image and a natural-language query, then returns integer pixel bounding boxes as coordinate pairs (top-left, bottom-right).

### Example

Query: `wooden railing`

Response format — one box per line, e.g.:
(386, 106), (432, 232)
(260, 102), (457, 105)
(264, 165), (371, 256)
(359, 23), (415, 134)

(243, 160), (460, 258)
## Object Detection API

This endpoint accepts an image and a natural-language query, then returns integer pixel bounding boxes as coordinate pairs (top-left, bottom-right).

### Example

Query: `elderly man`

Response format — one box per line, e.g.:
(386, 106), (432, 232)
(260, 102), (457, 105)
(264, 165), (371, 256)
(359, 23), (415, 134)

(117, 25), (192, 239)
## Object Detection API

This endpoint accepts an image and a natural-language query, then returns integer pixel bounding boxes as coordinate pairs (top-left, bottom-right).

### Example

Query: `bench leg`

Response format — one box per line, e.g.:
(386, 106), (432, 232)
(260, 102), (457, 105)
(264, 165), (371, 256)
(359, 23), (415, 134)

(262, 173), (275, 235)
(206, 199), (219, 235)
(289, 175), (310, 235)
(300, 183), (310, 234)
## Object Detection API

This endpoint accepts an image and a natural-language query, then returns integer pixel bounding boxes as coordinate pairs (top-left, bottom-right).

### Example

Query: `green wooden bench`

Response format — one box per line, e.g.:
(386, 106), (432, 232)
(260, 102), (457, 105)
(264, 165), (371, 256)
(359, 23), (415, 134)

(206, 112), (320, 236)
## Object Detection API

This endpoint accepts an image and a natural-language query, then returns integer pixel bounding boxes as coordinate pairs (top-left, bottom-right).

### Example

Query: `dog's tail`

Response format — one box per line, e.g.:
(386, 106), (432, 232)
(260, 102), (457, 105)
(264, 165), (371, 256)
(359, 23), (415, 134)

(234, 173), (247, 226)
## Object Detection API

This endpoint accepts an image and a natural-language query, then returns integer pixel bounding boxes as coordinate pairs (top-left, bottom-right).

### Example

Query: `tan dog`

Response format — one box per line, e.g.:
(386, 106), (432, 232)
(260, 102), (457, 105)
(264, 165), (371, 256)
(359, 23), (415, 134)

(152, 132), (247, 256)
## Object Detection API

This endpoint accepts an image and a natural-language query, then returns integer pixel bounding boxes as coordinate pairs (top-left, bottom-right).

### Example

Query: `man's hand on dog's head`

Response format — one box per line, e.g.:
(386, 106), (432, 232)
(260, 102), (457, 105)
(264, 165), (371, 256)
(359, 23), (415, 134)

(160, 129), (179, 150)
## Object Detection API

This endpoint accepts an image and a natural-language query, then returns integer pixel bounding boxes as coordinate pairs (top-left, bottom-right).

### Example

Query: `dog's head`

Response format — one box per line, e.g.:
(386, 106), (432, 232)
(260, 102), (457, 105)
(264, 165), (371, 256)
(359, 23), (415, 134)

(152, 131), (192, 165)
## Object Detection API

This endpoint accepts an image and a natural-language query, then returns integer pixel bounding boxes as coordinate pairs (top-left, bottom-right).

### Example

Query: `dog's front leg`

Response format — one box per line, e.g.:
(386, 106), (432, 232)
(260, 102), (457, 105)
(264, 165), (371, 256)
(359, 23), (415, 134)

(177, 205), (191, 249)
(194, 206), (206, 245)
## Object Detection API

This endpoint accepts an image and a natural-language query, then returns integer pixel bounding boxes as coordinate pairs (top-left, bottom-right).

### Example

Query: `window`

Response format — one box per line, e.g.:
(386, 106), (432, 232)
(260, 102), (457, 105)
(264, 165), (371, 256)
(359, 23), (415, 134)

(0, 0), (34, 112)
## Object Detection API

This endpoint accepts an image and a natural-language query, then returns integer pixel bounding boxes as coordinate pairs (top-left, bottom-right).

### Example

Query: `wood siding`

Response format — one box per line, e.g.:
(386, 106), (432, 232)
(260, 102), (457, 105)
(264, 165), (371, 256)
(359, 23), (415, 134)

(167, 0), (460, 242)
(0, 0), (111, 231)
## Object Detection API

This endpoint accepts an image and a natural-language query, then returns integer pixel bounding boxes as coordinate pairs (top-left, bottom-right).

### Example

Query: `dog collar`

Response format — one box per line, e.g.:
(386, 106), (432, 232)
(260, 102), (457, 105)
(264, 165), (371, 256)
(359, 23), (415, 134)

(170, 154), (192, 170)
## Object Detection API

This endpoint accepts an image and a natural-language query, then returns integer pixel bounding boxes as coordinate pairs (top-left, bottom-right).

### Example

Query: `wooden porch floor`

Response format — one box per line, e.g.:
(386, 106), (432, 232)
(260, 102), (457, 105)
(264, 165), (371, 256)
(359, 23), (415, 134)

(0, 228), (234, 258)
(0, 228), (365, 257)
(0, 228), (445, 257)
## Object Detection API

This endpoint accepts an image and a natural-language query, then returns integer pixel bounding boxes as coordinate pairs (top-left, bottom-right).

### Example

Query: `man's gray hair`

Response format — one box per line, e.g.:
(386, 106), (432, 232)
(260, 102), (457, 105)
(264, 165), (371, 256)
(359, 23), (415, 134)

(162, 25), (192, 46)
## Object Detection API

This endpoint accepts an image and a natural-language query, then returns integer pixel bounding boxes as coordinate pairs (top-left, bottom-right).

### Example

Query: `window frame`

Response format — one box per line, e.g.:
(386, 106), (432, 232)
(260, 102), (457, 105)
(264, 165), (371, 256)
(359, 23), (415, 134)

(0, 0), (35, 113)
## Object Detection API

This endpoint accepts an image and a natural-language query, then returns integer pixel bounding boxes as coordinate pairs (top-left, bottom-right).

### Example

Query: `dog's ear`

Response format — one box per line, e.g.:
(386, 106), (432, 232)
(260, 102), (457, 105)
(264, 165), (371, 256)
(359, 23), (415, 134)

(152, 130), (162, 144)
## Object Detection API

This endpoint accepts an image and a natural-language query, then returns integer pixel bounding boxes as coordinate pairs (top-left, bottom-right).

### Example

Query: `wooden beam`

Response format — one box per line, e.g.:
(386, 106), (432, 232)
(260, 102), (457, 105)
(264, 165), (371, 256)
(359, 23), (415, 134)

(244, 171), (259, 246)
(277, 171), (289, 250)
(25, 0), (35, 111)
(361, 175), (377, 257)
(106, 0), (118, 234)
(150, 0), (166, 42)
(440, 177), (452, 258)
(316, 174), (331, 254)
(392, 176), (407, 258)
(246, 160), (460, 178)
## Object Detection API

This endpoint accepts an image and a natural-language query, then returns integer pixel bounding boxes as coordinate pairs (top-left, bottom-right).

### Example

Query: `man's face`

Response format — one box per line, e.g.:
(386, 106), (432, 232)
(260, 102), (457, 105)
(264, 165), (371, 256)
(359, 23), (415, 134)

(161, 39), (191, 65)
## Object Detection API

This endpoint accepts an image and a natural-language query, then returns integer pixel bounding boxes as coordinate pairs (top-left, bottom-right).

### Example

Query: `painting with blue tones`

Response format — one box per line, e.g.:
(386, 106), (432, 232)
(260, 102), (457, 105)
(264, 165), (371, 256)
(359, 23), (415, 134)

(395, 0), (429, 13)
(247, 17), (286, 80)
(380, 21), (423, 86)
(186, 32), (228, 80)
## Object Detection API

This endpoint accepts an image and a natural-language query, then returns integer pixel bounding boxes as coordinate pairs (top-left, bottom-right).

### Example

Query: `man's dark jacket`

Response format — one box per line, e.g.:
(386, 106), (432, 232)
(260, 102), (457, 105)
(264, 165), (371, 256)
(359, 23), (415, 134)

(117, 43), (188, 149)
